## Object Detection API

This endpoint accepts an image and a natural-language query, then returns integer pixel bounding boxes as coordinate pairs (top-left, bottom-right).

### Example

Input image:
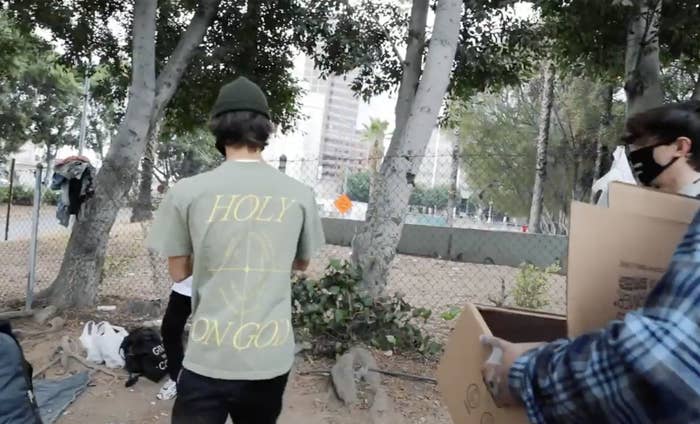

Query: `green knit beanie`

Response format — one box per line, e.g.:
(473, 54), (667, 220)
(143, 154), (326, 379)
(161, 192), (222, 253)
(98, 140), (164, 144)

(210, 77), (271, 119)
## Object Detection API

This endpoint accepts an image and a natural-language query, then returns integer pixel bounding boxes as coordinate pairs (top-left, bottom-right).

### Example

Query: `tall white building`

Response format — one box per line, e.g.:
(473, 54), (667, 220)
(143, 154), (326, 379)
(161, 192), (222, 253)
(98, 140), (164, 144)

(264, 56), (366, 199)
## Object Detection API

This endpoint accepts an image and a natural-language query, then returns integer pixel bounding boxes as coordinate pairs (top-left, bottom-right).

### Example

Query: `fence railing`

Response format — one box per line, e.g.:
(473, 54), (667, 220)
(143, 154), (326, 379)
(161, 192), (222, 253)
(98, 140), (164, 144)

(0, 155), (568, 330)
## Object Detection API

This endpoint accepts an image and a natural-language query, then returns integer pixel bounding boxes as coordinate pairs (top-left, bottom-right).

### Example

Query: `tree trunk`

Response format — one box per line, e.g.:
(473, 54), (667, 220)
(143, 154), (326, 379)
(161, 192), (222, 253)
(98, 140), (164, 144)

(624, 0), (664, 117)
(368, 139), (381, 207)
(382, 0), (428, 161)
(590, 84), (614, 203)
(692, 74), (700, 101)
(130, 120), (161, 222)
(47, 0), (221, 308)
(351, 0), (461, 297)
(446, 130), (460, 227)
(528, 61), (555, 233)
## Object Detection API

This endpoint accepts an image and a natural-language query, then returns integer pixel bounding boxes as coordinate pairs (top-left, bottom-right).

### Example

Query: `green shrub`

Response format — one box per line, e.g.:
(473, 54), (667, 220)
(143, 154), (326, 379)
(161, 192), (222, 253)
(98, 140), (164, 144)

(512, 263), (560, 310)
(0, 186), (35, 205)
(292, 260), (441, 357)
(42, 189), (60, 205)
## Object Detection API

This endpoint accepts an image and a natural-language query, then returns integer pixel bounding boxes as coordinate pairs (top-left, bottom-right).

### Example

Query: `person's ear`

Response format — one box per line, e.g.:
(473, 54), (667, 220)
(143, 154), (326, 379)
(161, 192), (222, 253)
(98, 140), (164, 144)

(675, 137), (692, 157)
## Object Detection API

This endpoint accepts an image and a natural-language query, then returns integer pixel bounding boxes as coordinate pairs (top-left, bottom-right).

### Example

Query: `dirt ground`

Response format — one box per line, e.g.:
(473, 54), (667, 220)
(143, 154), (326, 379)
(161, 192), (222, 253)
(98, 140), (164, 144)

(15, 316), (451, 424)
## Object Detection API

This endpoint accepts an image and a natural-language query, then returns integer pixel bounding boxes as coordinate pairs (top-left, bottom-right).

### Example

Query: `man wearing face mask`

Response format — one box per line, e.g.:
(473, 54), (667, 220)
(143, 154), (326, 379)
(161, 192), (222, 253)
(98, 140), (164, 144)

(626, 100), (700, 196)
(480, 101), (700, 423)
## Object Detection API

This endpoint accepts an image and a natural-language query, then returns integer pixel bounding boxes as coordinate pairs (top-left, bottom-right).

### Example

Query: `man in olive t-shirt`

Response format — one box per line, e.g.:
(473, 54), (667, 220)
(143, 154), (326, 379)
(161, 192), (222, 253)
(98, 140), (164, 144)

(147, 77), (325, 424)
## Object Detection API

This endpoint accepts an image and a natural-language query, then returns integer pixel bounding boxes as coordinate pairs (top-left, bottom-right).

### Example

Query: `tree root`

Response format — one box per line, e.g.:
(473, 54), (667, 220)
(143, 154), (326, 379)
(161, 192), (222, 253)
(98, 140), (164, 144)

(32, 336), (122, 383)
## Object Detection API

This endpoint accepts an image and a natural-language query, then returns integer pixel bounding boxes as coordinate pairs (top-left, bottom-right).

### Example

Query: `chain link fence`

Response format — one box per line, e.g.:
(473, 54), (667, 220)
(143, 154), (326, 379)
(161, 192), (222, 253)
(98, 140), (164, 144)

(0, 154), (568, 329)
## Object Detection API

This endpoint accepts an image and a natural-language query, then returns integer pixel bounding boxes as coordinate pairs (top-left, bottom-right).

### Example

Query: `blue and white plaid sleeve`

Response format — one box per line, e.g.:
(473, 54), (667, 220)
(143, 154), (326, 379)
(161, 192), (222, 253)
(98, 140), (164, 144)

(508, 211), (700, 423)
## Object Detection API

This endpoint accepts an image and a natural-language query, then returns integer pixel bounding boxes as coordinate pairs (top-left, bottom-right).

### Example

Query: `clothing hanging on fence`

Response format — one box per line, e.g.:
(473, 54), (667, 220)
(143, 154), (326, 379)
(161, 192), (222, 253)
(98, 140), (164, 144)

(50, 156), (95, 227)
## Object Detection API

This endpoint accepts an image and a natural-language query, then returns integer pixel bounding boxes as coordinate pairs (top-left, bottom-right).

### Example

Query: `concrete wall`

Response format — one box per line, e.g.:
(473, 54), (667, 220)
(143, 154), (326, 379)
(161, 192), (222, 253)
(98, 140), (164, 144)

(321, 218), (568, 272)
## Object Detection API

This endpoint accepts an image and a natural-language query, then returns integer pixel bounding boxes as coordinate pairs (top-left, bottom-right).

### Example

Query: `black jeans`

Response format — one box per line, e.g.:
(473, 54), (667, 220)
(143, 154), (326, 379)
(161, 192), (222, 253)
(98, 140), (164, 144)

(172, 369), (289, 424)
(161, 291), (192, 381)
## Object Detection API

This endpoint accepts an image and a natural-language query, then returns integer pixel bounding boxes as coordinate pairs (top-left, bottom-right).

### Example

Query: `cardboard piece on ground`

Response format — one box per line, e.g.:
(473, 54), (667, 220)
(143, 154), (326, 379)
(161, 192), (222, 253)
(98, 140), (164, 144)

(566, 202), (690, 337)
(437, 304), (566, 424)
(608, 182), (700, 224)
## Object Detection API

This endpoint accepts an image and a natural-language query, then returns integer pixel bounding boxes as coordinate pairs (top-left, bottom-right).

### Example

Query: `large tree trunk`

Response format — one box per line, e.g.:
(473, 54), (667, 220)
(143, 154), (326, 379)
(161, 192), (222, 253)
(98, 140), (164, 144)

(47, 0), (220, 308)
(446, 129), (460, 227)
(590, 84), (614, 203)
(624, 0), (663, 117)
(130, 120), (161, 222)
(528, 61), (555, 233)
(351, 0), (461, 297)
(692, 74), (700, 101)
(368, 139), (381, 207)
(360, 0), (428, 236)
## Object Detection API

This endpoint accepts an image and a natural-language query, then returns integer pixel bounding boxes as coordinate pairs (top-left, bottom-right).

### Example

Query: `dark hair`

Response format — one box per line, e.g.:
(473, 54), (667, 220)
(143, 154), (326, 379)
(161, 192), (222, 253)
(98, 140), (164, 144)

(622, 100), (700, 170)
(208, 111), (273, 154)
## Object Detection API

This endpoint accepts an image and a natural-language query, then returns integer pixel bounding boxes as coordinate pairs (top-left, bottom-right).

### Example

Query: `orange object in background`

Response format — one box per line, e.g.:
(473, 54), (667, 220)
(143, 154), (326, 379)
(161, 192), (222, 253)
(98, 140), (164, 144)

(334, 194), (352, 215)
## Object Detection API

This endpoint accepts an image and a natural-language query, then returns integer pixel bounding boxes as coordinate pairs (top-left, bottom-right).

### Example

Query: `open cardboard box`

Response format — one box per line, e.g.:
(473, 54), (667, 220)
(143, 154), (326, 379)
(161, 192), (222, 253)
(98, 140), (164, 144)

(437, 304), (566, 423)
(438, 184), (700, 423)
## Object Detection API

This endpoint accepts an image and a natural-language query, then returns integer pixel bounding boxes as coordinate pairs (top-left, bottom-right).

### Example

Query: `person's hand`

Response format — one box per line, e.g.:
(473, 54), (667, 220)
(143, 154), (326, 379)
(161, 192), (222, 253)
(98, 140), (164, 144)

(480, 335), (544, 407)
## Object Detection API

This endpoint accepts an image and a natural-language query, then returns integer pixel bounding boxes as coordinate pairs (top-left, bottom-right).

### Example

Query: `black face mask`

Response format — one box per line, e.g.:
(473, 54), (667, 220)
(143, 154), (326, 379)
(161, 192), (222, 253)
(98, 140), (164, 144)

(627, 144), (679, 186)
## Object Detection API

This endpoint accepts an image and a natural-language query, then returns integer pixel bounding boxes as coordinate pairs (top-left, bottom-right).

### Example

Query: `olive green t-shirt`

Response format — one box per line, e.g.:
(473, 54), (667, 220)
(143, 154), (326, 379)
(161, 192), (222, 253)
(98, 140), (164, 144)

(147, 161), (325, 380)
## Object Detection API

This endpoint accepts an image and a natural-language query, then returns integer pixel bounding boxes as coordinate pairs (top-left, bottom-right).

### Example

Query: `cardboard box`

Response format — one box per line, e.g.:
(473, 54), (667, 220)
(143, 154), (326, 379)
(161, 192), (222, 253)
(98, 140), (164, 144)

(567, 187), (700, 336)
(437, 304), (566, 423)
(608, 182), (700, 224)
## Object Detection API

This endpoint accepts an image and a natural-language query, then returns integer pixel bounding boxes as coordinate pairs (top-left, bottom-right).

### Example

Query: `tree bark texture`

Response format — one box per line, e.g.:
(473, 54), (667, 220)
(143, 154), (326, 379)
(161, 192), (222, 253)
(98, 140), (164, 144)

(624, 0), (664, 117)
(590, 84), (614, 203)
(130, 120), (162, 222)
(692, 75), (700, 101)
(351, 0), (461, 297)
(446, 130), (460, 227)
(528, 61), (555, 233)
(47, 0), (221, 308)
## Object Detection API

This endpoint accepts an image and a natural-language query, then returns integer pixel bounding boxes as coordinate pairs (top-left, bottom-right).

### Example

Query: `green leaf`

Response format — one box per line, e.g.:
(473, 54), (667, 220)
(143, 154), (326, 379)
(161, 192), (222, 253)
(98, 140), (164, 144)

(385, 335), (396, 345)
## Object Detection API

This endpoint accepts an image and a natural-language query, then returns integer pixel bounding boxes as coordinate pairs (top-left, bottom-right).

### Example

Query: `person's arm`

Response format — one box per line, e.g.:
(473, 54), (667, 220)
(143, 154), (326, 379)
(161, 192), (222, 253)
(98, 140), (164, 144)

(294, 188), (325, 271)
(168, 256), (192, 282)
(487, 219), (700, 423)
(146, 184), (193, 264)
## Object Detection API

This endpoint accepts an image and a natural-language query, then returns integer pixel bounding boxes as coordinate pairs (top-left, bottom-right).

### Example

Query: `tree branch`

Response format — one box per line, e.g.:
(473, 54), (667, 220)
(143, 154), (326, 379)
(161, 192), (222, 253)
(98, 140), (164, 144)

(152, 0), (222, 122)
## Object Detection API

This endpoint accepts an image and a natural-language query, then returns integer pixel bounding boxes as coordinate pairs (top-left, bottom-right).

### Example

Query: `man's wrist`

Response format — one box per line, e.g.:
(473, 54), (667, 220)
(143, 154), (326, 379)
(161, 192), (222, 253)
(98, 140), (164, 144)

(508, 349), (537, 404)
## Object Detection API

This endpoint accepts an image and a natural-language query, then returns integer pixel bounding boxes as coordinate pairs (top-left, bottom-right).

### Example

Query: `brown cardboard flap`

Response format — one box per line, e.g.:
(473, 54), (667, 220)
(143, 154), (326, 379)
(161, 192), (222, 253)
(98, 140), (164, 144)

(437, 304), (566, 424)
(567, 202), (688, 337)
(476, 305), (566, 343)
(608, 182), (700, 224)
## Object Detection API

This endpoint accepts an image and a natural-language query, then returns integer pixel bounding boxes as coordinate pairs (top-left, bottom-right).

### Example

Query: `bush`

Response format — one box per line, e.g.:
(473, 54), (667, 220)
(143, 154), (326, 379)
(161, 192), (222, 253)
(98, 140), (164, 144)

(42, 189), (60, 205)
(512, 263), (561, 310)
(292, 260), (441, 356)
(0, 186), (61, 206)
(0, 186), (35, 205)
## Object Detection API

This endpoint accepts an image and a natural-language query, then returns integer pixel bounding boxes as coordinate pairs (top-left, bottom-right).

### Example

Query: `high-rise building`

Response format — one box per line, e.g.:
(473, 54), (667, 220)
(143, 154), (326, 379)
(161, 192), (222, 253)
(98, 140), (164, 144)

(303, 58), (366, 178)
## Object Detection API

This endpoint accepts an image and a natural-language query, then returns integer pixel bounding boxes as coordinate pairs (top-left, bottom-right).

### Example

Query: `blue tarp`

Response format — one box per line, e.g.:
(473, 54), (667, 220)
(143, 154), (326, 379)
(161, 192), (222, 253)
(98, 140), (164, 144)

(34, 372), (90, 424)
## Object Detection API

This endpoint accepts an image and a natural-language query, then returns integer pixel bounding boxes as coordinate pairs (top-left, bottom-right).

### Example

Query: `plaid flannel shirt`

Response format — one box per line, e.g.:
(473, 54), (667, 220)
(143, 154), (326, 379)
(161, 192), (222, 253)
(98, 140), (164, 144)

(509, 211), (700, 424)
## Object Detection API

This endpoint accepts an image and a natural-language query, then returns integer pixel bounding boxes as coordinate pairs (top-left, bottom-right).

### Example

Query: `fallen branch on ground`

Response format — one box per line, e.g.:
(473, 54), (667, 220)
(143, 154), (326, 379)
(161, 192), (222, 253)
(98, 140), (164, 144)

(299, 368), (437, 384)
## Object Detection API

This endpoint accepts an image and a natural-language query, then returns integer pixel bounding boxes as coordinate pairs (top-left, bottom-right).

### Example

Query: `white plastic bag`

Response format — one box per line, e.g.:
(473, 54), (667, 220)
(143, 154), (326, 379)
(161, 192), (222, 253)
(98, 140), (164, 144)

(592, 146), (637, 207)
(95, 321), (129, 369)
(79, 321), (103, 363)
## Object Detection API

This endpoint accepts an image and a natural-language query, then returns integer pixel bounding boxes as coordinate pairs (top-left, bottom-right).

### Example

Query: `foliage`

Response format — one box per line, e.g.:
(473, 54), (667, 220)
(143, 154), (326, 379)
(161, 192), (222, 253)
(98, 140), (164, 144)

(409, 185), (450, 210)
(454, 76), (625, 229)
(0, 13), (83, 162)
(346, 172), (370, 203)
(512, 263), (561, 310)
(292, 260), (440, 357)
(0, 186), (60, 206)
(155, 128), (222, 184)
(536, 0), (700, 83)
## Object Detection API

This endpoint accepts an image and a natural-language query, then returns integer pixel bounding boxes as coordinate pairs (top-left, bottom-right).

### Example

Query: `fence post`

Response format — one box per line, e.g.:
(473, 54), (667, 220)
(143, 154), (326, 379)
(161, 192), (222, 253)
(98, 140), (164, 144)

(25, 164), (42, 312)
(278, 154), (287, 174)
(4, 158), (15, 241)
